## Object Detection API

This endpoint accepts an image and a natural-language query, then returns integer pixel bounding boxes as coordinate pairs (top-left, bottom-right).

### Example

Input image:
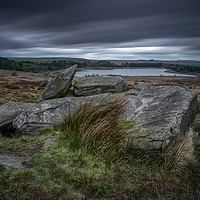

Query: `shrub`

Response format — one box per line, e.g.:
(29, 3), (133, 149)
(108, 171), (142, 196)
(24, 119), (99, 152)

(11, 72), (18, 76)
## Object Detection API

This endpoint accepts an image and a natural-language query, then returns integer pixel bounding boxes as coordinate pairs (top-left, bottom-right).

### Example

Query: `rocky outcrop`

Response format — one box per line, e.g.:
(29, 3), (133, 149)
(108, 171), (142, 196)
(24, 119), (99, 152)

(13, 97), (81, 135)
(12, 83), (197, 151)
(38, 65), (77, 102)
(74, 76), (129, 96)
(0, 102), (36, 134)
(12, 94), (117, 135)
(123, 83), (197, 150)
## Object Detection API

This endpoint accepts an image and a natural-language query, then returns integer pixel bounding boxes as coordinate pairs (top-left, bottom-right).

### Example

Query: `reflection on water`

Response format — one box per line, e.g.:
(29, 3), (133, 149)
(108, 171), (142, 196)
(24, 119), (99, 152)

(75, 68), (195, 77)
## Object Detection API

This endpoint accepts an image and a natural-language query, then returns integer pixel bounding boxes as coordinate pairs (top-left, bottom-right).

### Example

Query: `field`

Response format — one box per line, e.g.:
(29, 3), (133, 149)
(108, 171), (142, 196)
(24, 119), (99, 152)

(0, 70), (48, 105)
(0, 70), (200, 199)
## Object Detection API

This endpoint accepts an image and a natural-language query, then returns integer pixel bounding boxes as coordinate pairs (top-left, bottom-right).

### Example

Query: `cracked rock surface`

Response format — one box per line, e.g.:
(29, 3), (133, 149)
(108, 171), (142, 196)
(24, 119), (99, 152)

(11, 83), (197, 150)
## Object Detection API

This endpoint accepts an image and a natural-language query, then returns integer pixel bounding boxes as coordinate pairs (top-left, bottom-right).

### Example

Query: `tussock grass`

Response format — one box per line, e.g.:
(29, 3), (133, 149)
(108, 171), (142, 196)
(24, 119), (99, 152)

(160, 134), (191, 172)
(137, 129), (196, 173)
(55, 99), (128, 162)
(193, 115), (200, 135)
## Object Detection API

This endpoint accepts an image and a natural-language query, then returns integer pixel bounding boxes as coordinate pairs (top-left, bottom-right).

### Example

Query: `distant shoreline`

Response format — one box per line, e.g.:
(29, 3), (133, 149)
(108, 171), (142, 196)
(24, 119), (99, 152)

(164, 69), (200, 77)
(77, 67), (199, 77)
(76, 67), (197, 77)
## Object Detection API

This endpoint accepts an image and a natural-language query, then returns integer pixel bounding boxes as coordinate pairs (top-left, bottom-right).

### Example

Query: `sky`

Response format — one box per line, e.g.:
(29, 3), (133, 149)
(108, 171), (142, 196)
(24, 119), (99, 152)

(0, 0), (200, 60)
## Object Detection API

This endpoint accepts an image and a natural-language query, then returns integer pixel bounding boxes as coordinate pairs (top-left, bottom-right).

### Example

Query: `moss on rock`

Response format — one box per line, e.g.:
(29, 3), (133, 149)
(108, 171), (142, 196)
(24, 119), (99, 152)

(118, 120), (135, 131)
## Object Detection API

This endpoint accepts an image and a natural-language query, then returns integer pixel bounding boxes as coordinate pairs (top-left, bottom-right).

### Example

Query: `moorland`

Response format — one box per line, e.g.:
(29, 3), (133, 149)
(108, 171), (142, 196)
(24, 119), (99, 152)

(0, 60), (200, 200)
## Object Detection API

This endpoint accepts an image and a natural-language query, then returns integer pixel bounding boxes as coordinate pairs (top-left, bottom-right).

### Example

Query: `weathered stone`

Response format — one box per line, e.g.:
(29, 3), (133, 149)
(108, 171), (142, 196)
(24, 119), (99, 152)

(0, 102), (36, 134)
(41, 138), (57, 150)
(13, 94), (117, 135)
(13, 83), (197, 151)
(38, 65), (77, 102)
(74, 75), (129, 96)
(0, 154), (25, 169)
(122, 83), (197, 150)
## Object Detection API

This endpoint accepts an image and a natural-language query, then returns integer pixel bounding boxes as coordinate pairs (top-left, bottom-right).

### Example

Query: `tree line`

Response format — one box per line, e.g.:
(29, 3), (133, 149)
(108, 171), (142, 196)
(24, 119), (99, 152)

(0, 57), (88, 73)
(167, 64), (200, 73)
(123, 62), (200, 74)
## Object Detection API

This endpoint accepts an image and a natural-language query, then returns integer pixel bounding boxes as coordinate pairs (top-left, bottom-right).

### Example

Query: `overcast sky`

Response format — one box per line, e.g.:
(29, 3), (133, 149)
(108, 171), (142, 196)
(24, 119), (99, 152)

(1, 0), (200, 60)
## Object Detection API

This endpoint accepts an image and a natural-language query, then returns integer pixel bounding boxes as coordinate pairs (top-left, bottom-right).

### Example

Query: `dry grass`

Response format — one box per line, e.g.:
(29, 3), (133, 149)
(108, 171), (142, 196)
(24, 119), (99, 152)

(161, 129), (195, 171)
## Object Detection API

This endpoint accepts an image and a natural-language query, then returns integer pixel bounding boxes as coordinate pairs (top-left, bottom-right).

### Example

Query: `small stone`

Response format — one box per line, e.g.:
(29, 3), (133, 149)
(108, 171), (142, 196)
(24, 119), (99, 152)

(41, 138), (57, 150)
(0, 154), (25, 169)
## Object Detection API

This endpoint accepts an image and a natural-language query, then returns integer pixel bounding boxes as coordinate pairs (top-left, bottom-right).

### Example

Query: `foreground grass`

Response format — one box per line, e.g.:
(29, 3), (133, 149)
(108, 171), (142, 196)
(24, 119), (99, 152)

(0, 130), (200, 199)
(0, 101), (200, 199)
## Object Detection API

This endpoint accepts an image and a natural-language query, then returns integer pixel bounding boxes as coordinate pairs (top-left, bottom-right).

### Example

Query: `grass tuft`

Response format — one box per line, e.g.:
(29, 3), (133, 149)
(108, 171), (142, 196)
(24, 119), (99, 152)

(55, 99), (128, 162)
(193, 115), (200, 135)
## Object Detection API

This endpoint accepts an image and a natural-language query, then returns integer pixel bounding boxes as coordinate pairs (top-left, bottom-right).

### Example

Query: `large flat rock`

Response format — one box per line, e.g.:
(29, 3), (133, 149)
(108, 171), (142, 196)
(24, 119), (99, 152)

(74, 75), (129, 96)
(12, 83), (197, 151)
(123, 83), (197, 150)
(38, 65), (77, 102)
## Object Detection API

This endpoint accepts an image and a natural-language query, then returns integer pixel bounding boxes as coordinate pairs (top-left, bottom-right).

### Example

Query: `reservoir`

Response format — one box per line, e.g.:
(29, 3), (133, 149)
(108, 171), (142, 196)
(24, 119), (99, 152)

(75, 68), (195, 77)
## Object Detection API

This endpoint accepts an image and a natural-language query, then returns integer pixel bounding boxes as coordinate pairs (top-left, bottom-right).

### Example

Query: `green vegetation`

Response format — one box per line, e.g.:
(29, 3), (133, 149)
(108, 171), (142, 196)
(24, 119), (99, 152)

(11, 71), (18, 76)
(167, 64), (200, 74)
(0, 57), (23, 71)
(182, 62), (200, 67)
(0, 100), (200, 199)
(193, 115), (200, 134)
(118, 120), (135, 131)
(125, 62), (163, 68)
(0, 57), (121, 73)
(0, 57), (82, 73)
(125, 62), (200, 74)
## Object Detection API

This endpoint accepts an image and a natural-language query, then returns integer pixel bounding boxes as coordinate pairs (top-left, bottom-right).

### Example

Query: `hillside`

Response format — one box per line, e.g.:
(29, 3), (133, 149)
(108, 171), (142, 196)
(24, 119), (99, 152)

(1, 57), (200, 75)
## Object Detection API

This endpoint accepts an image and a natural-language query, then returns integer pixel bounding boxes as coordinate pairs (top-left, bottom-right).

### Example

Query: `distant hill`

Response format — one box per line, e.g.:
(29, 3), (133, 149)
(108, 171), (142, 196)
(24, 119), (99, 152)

(0, 57), (200, 75)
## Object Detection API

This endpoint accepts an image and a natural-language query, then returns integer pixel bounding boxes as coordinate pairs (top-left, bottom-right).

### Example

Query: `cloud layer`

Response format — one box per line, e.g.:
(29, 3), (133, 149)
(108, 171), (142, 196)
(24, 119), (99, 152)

(1, 0), (200, 60)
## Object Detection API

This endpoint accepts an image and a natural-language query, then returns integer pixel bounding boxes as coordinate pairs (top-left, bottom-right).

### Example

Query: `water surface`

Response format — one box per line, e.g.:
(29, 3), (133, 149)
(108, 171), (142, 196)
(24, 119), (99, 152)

(75, 68), (195, 77)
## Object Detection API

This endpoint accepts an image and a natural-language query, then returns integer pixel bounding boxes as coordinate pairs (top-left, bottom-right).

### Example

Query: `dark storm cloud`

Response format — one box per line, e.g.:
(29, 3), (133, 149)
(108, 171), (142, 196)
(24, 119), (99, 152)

(0, 0), (200, 59)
